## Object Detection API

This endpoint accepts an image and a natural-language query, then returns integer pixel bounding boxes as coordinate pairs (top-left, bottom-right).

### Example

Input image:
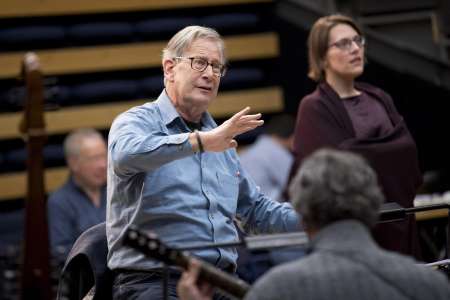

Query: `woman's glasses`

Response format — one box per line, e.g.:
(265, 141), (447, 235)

(329, 35), (365, 51)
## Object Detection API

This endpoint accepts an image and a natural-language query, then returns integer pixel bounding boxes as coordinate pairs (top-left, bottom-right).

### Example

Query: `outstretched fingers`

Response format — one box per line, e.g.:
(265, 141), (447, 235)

(229, 107), (251, 122)
(234, 117), (264, 135)
(229, 109), (263, 133)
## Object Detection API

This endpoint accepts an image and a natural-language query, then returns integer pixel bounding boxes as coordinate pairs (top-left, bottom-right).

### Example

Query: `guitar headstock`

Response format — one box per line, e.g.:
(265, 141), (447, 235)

(124, 226), (188, 268)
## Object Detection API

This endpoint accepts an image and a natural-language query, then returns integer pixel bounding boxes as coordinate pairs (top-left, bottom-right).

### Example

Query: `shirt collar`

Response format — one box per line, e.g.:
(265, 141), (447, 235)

(155, 89), (181, 126)
(155, 89), (217, 129)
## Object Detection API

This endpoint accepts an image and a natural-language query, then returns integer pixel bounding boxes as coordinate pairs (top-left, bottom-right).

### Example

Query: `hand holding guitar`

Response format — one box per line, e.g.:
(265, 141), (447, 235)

(124, 226), (250, 299)
(177, 259), (214, 300)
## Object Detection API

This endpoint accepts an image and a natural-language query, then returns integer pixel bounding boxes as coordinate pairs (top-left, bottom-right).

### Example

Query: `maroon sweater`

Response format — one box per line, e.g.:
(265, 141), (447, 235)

(292, 81), (422, 256)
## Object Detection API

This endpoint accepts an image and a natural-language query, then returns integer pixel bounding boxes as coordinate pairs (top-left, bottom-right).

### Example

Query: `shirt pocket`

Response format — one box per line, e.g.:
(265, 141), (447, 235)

(214, 171), (239, 214)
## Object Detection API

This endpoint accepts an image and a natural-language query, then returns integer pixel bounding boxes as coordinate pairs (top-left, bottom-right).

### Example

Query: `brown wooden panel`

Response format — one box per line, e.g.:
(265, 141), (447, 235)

(0, 100), (146, 139)
(209, 86), (283, 117)
(415, 208), (449, 221)
(0, 86), (283, 139)
(0, 42), (165, 80)
(0, 0), (271, 18)
(0, 167), (67, 200)
(0, 33), (278, 79)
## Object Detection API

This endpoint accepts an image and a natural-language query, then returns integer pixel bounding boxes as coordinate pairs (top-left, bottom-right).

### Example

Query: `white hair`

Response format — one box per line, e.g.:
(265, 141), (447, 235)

(162, 25), (226, 64)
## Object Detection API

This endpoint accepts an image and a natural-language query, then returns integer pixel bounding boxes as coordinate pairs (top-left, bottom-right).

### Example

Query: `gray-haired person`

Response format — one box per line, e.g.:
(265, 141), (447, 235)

(48, 128), (107, 261)
(178, 149), (450, 300)
(107, 25), (300, 299)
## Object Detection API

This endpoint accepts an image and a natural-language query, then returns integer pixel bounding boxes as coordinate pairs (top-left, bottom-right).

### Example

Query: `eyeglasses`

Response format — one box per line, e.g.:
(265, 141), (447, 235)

(329, 35), (365, 51)
(175, 56), (227, 77)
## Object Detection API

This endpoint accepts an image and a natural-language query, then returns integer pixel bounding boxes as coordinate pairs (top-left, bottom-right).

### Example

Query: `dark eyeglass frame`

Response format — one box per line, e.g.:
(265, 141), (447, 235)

(175, 56), (227, 77)
(329, 35), (366, 51)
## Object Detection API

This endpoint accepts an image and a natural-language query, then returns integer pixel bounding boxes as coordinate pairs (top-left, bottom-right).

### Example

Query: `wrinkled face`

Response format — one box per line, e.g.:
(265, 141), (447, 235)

(325, 24), (365, 81)
(166, 38), (223, 113)
(69, 137), (107, 189)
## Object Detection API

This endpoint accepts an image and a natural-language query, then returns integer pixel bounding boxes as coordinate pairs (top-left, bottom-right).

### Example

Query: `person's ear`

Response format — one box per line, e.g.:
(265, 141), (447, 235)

(163, 58), (176, 83)
(321, 57), (328, 70)
(67, 156), (79, 173)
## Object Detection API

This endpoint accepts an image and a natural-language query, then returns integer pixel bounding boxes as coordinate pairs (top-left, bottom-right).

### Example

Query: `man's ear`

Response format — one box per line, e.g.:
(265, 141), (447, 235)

(67, 156), (79, 173)
(163, 58), (176, 83)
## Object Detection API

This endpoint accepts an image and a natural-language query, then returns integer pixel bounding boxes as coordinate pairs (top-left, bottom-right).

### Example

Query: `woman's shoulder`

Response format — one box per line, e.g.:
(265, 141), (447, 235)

(300, 87), (324, 106)
(356, 82), (392, 100)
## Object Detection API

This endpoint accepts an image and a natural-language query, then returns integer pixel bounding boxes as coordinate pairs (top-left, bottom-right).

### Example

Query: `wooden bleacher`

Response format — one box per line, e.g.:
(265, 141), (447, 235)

(0, 33), (278, 79)
(0, 0), (271, 18)
(0, 0), (284, 203)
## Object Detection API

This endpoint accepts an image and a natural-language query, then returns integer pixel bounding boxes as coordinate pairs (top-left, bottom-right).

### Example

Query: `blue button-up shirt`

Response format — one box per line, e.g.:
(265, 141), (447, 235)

(48, 176), (107, 259)
(106, 90), (299, 271)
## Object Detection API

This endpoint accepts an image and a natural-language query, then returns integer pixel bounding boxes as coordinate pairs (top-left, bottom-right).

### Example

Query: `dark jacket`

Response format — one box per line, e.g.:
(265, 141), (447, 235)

(292, 82), (422, 256)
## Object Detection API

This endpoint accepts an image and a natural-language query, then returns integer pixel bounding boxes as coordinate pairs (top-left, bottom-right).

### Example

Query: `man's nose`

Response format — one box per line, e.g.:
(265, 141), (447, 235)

(97, 157), (107, 169)
(202, 64), (215, 78)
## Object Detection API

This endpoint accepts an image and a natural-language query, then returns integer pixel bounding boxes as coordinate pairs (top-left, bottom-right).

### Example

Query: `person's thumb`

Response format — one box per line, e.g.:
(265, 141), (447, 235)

(229, 139), (238, 148)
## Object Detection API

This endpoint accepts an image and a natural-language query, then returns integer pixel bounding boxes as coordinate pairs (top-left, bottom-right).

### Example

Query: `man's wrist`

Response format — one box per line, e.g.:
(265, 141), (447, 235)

(194, 130), (204, 153)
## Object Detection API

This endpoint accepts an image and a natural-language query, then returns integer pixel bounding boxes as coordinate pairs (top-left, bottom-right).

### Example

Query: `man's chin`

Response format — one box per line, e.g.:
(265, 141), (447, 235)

(193, 92), (216, 104)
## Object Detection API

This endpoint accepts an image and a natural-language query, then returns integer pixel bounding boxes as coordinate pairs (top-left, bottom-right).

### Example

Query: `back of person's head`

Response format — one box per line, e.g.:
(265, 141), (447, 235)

(265, 114), (296, 139)
(63, 128), (104, 161)
(289, 149), (383, 231)
(162, 25), (226, 65)
(307, 14), (363, 82)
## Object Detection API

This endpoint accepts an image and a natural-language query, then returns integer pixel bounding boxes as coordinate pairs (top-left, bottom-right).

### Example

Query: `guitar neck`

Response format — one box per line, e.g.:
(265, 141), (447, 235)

(125, 227), (250, 299)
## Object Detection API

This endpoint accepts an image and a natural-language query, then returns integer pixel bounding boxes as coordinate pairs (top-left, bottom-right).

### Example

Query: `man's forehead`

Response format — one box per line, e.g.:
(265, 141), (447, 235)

(184, 38), (223, 60)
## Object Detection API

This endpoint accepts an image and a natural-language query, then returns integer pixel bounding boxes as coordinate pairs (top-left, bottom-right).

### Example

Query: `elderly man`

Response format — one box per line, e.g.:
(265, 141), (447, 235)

(178, 149), (450, 300)
(107, 25), (299, 299)
(47, 128), (107, 260)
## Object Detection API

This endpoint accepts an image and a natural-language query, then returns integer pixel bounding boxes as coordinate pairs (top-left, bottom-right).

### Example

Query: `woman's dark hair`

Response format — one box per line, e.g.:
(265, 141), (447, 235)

(307, 14), (363, 82)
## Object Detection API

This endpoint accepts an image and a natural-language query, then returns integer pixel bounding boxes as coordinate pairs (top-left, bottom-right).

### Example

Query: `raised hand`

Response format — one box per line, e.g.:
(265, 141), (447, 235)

(200, 107), (264, 152)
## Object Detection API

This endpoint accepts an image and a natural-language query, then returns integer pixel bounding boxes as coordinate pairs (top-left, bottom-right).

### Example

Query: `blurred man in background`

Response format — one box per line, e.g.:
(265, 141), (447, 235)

(239, 114), (295, 203)
(47, 128), (107, 261)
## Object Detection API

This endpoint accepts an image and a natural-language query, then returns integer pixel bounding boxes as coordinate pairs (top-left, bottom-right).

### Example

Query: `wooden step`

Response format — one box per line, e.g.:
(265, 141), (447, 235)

(0, 33), (279, 79)
(0, 167), (67, 201)
(0, 0), (271, 18)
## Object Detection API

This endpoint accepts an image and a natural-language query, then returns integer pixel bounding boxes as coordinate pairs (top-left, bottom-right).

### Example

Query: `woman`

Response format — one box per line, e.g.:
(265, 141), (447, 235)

(292, 14), (422, 257)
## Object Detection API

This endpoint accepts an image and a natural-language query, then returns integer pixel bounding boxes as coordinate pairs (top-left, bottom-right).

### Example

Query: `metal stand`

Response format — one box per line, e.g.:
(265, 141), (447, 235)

(162, 264), (169, 300)
(379, 202), (450, 258)
(177, 231), (309, 252)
